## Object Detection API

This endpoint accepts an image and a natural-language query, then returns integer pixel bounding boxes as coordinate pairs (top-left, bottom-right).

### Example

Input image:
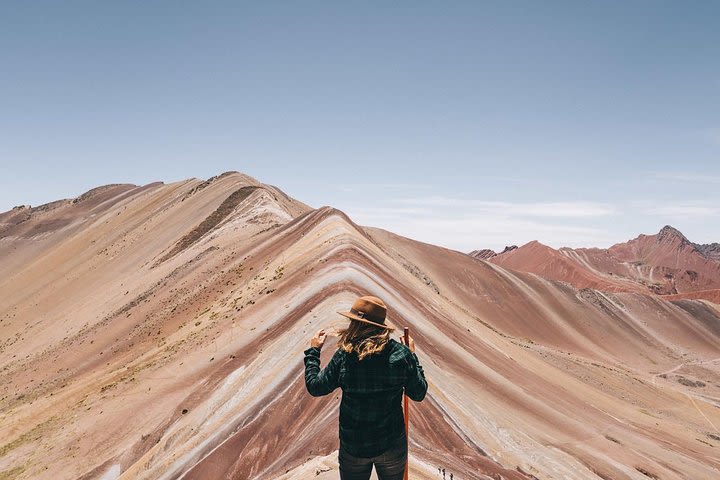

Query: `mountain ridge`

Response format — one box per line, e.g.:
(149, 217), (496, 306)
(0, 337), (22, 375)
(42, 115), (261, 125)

(1, 172), (719, 479)
(472, 225), (720, 300)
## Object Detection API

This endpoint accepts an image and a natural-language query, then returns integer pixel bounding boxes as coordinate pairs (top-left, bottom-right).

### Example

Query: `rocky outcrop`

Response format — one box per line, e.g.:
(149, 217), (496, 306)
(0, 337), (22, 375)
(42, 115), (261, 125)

(468, 248), (497, 260)
(694, 241), (720, 262)
(468, 245), (517, 260)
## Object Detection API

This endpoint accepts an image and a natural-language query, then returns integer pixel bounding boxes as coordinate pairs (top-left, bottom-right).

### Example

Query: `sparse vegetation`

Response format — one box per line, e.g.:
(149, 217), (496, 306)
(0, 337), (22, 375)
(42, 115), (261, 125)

(100, 382), (118, 392)
(638, 408), (660, 418)
(635, 466), (658, 478)
(696, 438), (713, 447)
(0, 465), (27, 479)
(676, 376), (705, 388)
(0, 416), (58, 457)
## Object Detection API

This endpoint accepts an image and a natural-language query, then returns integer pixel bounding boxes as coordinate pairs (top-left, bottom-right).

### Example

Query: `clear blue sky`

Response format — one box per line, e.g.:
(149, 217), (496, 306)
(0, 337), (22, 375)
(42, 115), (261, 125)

(1, 1), (718, 251)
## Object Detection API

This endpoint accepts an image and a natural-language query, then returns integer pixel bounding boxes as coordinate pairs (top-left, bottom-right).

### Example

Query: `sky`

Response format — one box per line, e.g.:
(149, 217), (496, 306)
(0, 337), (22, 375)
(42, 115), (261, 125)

(1, 1), (718, 252)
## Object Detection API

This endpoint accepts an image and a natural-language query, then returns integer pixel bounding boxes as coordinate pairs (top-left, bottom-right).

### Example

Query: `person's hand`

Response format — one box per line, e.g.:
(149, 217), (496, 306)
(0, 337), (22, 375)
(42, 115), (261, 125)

(400, 335), (415, 353)
(310, 328), (327, 349)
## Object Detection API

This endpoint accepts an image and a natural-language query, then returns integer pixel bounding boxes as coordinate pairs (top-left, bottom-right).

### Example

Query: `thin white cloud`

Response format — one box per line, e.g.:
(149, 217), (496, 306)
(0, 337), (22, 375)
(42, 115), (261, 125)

(340, 206), (432, 218)
(334, 176), (540, 194)
(333, 183), (434, 193)
(646, 205), (720, 217)
(394, 197), (616, 217)
(347, 210), (613, 251)
(342, 197), (617, 251)
(395, 195), (463, 207)
(498, 202), (615, 217)
(328, 174), (720, 252)
(653, 172), (720, 185)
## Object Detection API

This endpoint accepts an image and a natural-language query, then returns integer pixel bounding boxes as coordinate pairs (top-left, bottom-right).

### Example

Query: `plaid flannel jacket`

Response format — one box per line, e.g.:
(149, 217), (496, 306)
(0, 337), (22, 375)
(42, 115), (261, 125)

(303, 338), (428, 458)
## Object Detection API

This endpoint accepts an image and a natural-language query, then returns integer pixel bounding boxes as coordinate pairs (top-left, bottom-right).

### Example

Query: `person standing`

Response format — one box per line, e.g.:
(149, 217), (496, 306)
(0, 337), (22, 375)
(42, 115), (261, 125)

(304, 295), (428, 480)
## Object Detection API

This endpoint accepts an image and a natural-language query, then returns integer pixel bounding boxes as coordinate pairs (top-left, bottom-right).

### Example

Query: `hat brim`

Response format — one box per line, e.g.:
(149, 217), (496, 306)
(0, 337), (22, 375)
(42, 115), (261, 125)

(337, 310), (393, 330)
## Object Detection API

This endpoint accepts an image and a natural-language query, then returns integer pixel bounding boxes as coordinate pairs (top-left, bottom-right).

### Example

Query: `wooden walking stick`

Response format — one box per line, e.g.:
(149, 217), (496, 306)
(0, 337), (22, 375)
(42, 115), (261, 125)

(403, 326), (410, 480)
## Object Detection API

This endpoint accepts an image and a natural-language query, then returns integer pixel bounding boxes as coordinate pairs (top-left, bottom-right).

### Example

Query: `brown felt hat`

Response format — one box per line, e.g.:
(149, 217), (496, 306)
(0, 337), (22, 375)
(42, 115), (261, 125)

(337, 295), (393, 330)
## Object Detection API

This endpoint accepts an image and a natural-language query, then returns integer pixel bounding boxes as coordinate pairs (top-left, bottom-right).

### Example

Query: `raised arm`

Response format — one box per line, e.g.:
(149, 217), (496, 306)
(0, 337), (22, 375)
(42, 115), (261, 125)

(303, 346), (342, 397)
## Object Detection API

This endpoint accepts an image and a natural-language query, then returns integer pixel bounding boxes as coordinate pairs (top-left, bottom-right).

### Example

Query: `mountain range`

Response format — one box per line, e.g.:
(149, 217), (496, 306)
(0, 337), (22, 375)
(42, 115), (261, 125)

(471, 226), (720, 302)
(1, 171), (719, 480)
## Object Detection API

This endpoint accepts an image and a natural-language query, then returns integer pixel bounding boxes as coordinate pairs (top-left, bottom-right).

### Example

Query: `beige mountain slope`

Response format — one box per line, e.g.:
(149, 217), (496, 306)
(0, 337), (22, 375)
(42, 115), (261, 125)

(1, 172), (719, 480)
(484, 226), (720, 302)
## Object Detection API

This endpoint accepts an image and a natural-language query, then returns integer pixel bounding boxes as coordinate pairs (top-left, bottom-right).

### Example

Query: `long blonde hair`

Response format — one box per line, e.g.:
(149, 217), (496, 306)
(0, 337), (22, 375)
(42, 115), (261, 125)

(337, 319), (395, 361)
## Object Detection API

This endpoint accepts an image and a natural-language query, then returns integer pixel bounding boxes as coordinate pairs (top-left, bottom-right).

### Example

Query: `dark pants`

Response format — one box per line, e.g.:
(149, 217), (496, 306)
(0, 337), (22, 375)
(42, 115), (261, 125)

(338, 437), (407, 480)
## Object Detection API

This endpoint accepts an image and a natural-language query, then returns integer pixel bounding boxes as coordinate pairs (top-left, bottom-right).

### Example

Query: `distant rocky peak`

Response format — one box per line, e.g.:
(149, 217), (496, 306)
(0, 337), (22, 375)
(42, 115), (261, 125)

(656, 225), (720, 262)
(468, 245), (518, 260)
(657, 225), (690, 244)
(469, 249), (497, 260)
(658, 225), (687, 241)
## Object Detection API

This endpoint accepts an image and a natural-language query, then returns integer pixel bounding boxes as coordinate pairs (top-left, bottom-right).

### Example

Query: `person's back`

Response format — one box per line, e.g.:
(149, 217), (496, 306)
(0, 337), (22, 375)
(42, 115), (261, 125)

(338, 338), (426, 457)
(303, 295), (428, 480)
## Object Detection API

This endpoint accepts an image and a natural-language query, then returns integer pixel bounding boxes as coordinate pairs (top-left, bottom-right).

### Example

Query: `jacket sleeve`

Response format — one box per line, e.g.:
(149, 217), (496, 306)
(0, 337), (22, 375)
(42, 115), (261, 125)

(404, 351), (428, 401)
(303, 346), (342, 397)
